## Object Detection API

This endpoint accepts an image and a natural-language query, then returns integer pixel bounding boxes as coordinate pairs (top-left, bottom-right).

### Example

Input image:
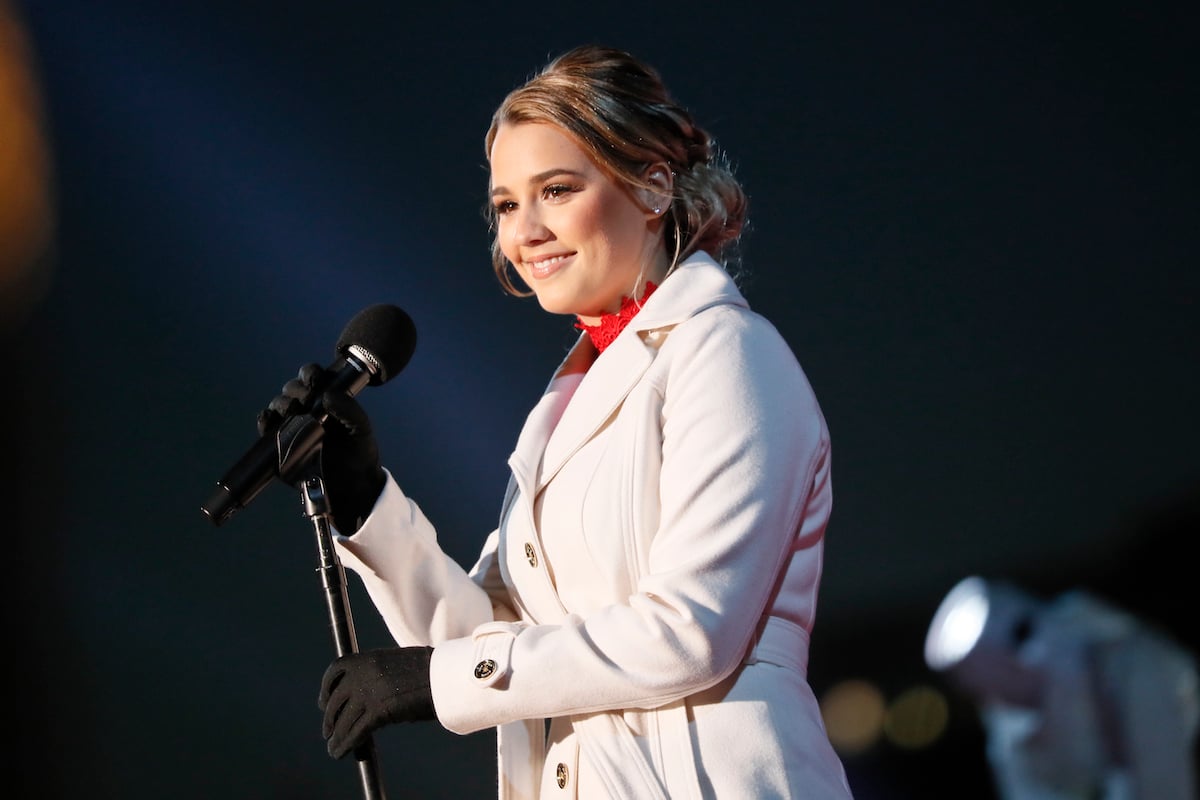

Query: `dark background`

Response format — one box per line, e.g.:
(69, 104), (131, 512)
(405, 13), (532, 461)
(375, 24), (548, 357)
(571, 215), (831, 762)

(4, 1), (1197, 797)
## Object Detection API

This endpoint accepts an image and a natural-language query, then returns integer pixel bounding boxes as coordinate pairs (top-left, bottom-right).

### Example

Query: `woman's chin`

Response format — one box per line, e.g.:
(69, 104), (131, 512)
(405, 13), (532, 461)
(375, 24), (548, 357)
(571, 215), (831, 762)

(533, 294), (580, 318)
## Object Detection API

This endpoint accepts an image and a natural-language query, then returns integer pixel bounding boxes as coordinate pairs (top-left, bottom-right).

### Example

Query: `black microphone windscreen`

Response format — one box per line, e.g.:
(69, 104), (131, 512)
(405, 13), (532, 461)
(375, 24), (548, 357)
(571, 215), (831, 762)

(336, 304), (417, 385)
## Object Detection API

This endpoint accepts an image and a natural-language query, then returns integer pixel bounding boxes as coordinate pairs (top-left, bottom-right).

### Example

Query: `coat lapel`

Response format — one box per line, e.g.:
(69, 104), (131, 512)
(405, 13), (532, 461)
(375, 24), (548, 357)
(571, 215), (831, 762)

(507, 357), (586, 503)
(538, 331), (655, 491)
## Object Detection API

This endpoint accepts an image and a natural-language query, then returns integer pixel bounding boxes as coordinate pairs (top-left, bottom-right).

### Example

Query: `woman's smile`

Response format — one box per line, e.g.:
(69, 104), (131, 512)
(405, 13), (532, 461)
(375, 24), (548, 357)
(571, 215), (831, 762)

(524, 252), (575, 280)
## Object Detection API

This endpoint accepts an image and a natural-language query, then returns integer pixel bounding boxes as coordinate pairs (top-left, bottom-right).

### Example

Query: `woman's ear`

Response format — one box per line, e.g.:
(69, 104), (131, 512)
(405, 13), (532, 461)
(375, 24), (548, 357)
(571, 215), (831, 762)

(642, 163), (674, 216)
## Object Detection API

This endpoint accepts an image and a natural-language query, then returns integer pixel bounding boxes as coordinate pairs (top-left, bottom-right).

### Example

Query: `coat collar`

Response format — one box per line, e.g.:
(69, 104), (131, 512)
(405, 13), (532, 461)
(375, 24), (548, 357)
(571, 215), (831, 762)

(507, 252), (749, 495)
(623, 250), (748, 335)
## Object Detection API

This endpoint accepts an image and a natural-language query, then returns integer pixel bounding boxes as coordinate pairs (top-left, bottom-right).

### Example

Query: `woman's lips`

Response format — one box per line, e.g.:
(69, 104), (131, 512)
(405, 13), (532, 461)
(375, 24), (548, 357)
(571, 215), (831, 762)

(526, 253), (573, 279)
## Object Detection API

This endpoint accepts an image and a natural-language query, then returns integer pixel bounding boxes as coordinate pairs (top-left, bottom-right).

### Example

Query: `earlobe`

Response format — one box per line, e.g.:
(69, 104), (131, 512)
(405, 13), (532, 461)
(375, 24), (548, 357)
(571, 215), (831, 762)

(644, 193), (667, 218)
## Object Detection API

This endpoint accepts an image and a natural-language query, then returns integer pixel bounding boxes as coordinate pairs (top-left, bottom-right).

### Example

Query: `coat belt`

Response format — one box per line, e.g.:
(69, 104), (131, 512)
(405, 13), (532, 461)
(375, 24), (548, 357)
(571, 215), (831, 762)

(744, 615), (811, 675)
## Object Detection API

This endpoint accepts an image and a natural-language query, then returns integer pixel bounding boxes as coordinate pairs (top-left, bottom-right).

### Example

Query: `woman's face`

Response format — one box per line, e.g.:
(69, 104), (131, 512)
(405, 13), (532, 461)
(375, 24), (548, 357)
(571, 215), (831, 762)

(489, 121), (666, 324)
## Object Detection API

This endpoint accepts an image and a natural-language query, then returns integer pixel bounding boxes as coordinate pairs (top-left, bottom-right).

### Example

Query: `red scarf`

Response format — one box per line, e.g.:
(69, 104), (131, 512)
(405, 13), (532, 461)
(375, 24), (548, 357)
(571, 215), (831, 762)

(574, 282), (658, 353)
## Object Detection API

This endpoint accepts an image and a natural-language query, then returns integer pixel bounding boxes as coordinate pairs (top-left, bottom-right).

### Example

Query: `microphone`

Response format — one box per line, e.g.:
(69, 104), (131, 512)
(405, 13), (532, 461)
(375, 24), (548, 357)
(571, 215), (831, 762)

(201, 304), (417, 527)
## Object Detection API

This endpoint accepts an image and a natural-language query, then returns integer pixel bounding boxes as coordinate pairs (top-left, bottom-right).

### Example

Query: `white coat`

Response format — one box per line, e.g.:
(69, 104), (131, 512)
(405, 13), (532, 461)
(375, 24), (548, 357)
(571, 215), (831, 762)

(335, 252), (854, 798)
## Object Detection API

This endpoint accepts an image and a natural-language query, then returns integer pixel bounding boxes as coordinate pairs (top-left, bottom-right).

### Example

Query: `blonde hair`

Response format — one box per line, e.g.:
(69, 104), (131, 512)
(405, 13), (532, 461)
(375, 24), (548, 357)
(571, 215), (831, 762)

(484, 45), (748, 296)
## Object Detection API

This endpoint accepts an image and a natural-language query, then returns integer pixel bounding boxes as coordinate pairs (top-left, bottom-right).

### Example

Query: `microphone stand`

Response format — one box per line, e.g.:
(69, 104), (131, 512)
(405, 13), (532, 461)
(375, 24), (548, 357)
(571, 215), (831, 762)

(298, 471), (387, 800)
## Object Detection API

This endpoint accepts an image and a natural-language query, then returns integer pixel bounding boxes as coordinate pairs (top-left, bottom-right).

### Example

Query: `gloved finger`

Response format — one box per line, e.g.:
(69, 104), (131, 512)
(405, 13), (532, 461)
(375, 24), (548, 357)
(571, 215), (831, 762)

(256, 407), (281, 437)
(277, 363), (333, 408)
(327, 704), (371, 760)
(297, 362), (327, 388)
(321, 390), (372, 437)
(279, 376), (315, 404)
(322, 688), (353, 740)
(265, 392), (306, 421)
(256, 363), (329, 436)
(318, 657), (351, 710)
(257, 397), (305, 436)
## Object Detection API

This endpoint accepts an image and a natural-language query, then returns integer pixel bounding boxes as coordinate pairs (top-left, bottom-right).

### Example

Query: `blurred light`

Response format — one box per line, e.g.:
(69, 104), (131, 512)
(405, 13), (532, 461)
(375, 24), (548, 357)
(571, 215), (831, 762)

(925, 575), (1200, 799)
(0, 1), (55, 332)
(820, 678), (886, 755)
(883, 685), (949, 750)
(924, 575), (988, 669)
(924, 575), (1042, 708)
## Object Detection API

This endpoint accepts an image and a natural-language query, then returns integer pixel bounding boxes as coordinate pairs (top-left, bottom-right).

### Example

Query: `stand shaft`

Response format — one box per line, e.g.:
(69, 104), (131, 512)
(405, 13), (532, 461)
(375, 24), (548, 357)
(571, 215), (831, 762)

(302, 475), (387, 800)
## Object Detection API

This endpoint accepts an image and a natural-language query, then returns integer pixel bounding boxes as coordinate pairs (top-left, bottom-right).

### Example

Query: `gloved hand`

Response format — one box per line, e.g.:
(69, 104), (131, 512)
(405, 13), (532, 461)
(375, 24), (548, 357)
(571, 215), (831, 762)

(257, 363), (386, 532)
(318, 646), (436, 759)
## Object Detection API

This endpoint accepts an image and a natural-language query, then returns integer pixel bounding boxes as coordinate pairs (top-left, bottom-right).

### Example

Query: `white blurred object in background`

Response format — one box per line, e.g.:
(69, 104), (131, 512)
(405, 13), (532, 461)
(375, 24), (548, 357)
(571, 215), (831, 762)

(926, 576), (1199, 800)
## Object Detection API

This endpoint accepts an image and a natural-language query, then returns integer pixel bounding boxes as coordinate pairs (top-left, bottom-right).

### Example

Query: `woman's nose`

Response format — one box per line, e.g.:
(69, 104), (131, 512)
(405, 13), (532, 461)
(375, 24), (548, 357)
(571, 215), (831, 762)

(512, 207), (551, 246)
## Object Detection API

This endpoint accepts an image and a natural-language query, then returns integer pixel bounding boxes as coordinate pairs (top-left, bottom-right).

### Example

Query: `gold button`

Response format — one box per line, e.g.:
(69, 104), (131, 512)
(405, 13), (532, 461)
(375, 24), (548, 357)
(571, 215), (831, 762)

(556, 762), (569, 789)
(524, 542), (538, 567)
(473, 659), (496, 680)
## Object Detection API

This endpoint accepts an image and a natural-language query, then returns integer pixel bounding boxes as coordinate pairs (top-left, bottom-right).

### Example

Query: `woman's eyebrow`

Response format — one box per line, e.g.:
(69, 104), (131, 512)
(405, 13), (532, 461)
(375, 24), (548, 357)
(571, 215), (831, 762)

(491, 168), (585, 197)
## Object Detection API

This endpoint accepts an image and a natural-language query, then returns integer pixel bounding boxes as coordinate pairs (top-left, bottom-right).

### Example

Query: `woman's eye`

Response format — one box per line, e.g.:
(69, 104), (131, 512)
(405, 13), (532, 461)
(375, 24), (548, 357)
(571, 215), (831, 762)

(494, 200), (516, 215)
(544, 184), (574, 200)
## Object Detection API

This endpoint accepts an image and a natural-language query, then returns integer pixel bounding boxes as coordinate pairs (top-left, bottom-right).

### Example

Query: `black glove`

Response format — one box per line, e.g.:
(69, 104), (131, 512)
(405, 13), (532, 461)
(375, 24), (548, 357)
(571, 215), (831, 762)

(257, 363), (386, 532)
(318, 646), (436, 759)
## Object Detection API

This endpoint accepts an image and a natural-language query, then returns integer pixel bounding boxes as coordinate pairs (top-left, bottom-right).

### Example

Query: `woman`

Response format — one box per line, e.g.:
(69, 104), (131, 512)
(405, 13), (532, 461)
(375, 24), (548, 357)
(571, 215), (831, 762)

(263, 44), (853, 799)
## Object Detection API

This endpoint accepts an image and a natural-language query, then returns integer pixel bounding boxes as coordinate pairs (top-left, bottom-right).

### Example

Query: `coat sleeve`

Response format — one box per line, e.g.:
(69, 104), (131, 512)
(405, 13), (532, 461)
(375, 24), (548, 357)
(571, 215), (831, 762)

(430, 306), (831, 733)
(333, 472), (517, 646)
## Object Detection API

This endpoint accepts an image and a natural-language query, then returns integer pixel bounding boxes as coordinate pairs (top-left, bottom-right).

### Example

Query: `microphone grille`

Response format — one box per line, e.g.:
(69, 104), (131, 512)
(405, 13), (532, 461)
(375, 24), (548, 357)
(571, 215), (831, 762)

(336, 304), (417, 385)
